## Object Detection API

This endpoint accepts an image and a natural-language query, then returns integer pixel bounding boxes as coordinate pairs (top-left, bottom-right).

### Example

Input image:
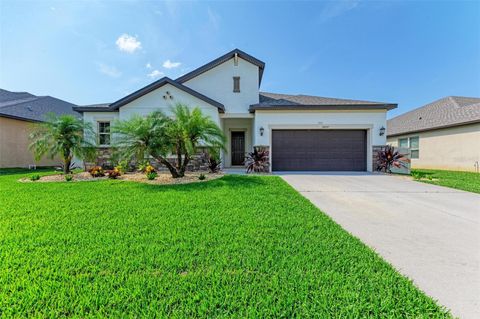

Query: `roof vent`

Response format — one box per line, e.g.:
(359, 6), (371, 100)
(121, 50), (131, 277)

(27, 106), (33, 112)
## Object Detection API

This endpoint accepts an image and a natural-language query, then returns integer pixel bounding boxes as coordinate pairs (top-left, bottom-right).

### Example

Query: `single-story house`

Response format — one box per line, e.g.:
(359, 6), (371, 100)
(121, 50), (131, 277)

(74, 49), (397, 172)
(0, 89), (79, 168)
(387, 96), (480, 172)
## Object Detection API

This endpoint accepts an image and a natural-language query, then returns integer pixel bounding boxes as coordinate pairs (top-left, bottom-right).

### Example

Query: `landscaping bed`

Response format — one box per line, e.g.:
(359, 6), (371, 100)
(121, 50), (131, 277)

(19, 171), (223, 185)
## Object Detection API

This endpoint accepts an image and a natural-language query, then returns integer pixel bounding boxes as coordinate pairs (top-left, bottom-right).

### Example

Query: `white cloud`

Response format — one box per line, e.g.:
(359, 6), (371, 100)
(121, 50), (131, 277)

(207, 7), (220, 30)
(319, 0), (359, 22)
(115, 34), (142, 53)
(147, 70), (164, 78)
(98, 63), (121, 78)
(162, 59), (181, 69)
(146, 63), (152, 69)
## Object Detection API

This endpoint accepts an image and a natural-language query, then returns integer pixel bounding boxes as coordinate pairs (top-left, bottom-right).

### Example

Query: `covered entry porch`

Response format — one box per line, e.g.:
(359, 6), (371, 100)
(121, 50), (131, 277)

(220, 116), (254, 168)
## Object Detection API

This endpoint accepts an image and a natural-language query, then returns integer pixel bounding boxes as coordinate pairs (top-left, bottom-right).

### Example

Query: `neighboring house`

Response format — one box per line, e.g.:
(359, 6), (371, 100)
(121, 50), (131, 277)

(0, 89), (79, 168)
(387, 96), (480, 172)
(74, 49), (397, 172)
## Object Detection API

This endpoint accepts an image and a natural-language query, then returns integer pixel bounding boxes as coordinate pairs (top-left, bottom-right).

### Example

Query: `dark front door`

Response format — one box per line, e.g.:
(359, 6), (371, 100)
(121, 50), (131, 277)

(272, 129), (367, 171)
(231, 131), (245, 165)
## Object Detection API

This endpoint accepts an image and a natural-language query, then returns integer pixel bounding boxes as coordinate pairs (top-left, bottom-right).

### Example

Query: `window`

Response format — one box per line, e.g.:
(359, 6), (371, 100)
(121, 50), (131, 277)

(398, 136), (419, 159)
(233, 76), (240, 93)
(98, 121), (111, 146)
(399, 138), (408, 148)
(409, 136), (419, 159)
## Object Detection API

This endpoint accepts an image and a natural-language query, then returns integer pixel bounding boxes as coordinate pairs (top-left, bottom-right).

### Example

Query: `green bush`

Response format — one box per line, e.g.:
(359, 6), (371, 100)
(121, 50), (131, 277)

(146, 171), (157, 180)
(116, 160), (129, 174)
(198, 173), (206, 180)
(88, 166), (105, 177)
(30, 174), (40, 181)
(64, 174), (73, 182)
(107, 168), (121, 179)
(137, 160), (150, 172)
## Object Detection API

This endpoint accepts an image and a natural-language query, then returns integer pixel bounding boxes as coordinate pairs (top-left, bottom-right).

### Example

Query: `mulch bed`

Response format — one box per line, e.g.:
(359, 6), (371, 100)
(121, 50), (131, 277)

(19, 171), (223, 185)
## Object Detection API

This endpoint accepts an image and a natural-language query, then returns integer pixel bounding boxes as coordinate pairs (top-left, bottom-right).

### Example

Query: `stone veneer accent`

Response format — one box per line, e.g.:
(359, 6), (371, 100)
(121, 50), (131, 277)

(85, 147), (210, 172)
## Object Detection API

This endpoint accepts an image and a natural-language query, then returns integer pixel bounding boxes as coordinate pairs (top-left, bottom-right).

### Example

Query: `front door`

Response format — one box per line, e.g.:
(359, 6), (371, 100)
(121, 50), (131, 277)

(231, 131), (245, 166)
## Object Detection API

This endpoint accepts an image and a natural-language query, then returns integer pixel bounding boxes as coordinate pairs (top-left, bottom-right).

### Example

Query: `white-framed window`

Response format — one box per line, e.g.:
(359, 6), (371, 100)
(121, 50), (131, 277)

(98, 121), (111, 146)
(399, 138), (408, 148)
(398, 136), (419, 159)
(233, 76), (240, 93)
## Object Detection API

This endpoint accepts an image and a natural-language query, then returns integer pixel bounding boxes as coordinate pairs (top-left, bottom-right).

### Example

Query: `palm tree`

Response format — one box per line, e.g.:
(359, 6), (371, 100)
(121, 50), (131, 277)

(29, 113), (96, 174)
(113, 104), (225, 178)
(112, 111), (180, 177)
(167, 104), (226, 177)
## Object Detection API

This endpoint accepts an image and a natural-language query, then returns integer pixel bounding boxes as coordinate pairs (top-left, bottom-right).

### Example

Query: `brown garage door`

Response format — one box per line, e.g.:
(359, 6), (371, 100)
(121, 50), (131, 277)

(272, 130), (367, 171)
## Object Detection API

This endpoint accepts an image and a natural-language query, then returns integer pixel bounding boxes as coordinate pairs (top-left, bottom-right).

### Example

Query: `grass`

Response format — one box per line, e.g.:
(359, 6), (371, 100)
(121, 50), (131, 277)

(411, 168), (480, 194)
(0, 169), (450, 318)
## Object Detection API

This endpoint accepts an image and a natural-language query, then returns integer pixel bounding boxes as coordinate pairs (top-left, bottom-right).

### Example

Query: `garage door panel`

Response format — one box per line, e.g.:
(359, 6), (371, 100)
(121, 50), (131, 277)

(272, 130), (366, 171)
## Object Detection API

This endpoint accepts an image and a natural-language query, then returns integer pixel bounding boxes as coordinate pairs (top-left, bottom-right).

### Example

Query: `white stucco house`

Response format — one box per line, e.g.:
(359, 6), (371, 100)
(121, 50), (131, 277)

(74, 49), (397, 172)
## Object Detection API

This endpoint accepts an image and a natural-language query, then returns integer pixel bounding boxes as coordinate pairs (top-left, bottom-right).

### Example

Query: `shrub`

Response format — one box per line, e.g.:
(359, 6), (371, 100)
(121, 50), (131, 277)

(30, 174), (40, 181)
(145, 165), (157, 180)
(206, 151), (221, 173)
(375, 145), (408, 173)
(145, 165), (156, 174)
(146, 171), (158, 180)
(88, 166), (105, 177)
(137, 160), (150, 172)
(245, 147), (269, 173)
(64, 174), (73, 182)
(107, 168), (122, 179)
(116, 160), (129, 174)
(198, 173), (206, 180)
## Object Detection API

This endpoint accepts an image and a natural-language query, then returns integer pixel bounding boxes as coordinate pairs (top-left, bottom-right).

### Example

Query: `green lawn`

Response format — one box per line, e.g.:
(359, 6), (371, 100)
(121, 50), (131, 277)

(411, 168), (480, 194)
(0, 170), (450, 318)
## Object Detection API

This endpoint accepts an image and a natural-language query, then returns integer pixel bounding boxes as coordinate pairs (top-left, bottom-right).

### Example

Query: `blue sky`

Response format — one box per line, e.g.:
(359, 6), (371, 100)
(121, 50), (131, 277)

(0, 0), (479, 118)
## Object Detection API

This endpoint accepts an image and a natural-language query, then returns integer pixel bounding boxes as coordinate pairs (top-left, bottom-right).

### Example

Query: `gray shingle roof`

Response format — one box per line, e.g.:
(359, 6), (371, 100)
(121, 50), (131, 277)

(0, 89), (79, 122)
(0, 89), (35, 103)
(250, 92), (397, 111)
(387, 96), (480, 136)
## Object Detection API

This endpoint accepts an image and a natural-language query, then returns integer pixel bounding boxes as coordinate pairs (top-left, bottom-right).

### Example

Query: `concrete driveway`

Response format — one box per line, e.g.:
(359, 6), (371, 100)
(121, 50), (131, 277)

(279, 172), (480, 319)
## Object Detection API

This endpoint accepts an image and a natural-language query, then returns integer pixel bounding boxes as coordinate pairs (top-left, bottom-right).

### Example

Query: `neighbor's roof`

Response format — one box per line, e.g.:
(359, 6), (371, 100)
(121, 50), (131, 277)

(387, 96), (480, 136)
(0, 89), (79, 122)
(73, 77), (225, 113)
(176, 48), (265, 86)
(249, 92), (397, 111)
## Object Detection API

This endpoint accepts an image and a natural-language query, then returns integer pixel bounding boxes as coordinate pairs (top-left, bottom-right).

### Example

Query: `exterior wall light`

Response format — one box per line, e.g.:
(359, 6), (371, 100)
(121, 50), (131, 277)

(259, 127), (264, 136)
(163, 92), (173, 100)
(379, 126), (386, 136)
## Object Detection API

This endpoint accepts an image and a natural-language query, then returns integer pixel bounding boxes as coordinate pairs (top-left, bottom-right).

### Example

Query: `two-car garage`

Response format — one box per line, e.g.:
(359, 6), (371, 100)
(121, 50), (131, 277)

(271, 129), (367, 171)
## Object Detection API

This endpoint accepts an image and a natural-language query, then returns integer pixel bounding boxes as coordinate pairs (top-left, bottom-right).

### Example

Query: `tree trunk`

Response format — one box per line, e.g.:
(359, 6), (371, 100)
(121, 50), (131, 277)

(154, 156), (180, 178)
(63, 148), (72, 174)
(179, 154), (190, 177)
(64, 157), (72, 174)
(176, 145), (182, 170)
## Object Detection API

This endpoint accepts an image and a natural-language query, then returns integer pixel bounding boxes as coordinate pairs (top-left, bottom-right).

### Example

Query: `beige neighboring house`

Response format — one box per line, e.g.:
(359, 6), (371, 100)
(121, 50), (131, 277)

(0, 89), (79, 168)
(387, 96), (480, 172)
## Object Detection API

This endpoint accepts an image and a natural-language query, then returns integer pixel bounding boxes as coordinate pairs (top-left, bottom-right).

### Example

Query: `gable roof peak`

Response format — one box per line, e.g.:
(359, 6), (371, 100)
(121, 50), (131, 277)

(175, 48), (265, 86)
(82, 76), (225, 113)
